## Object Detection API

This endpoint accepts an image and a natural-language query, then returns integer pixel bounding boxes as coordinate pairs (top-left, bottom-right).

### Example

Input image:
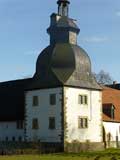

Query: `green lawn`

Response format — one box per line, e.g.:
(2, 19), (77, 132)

(0, 149), (120, 160)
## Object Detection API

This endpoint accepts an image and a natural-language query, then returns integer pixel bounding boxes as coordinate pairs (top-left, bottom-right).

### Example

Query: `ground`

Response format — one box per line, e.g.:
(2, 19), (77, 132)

(0, 149), (120, 160)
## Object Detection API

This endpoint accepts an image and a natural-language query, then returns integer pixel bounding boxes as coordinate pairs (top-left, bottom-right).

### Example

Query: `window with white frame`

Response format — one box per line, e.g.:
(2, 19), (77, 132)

(50, 94), (56, 105)
(49, 117), (55, 129)
(78, 117), (88, 129)
(78, 95), (88, 105)
(18, 136), (22, 142)
(32, 118), (39, 129)
(32, 96), (39, 106)
(6, 137), (8, 141)
(12, 136), (15, 142)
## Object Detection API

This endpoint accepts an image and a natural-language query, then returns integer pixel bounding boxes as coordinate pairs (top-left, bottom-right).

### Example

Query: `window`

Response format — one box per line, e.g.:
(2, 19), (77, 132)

(84, 95), (88, 104)
(103, 104), (115, 119)
(12, 136), (15, 142)
(111, 106), (115, 119)
(78, 95), (88, 105)
(6, 137), (8, 141)
(50, 94), (56, 105)
(17, 120), (24, 129)
(18, 136), (22, 142)
(79, 95), (83, 104)
(78, 117), (88, 129)
(49, 117), (55, 129)
(32, 118), (39, 129)
(33, 96), (39, 106)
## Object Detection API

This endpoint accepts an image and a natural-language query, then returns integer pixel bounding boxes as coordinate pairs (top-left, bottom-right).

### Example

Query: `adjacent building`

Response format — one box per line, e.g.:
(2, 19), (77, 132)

(102, 86), (120, 148)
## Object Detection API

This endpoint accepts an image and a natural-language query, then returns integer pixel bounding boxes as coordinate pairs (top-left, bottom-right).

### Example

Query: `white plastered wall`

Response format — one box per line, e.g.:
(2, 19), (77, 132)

(103, 121), (120, 147)
(0, 122), (24, 141)
(64, 87), (102, 143)
(25, 88), (62, 142)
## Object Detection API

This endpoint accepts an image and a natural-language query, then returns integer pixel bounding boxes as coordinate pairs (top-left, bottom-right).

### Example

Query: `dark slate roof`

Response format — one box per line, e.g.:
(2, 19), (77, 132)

(47, 14), (80, 35)
(57, 0), (70, 4)
(57, 16), (79, 29)
(107, 83), (120, 90)
(0, 78), (32, 121)
(32, 43), (101, 90)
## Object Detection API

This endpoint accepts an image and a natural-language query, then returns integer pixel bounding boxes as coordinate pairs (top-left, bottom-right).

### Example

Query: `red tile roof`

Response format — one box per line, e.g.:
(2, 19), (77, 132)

(102, 86), (120, 122)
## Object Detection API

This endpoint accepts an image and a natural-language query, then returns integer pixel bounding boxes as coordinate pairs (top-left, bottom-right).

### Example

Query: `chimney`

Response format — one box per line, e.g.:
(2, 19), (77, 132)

(113, 81), (117, 85)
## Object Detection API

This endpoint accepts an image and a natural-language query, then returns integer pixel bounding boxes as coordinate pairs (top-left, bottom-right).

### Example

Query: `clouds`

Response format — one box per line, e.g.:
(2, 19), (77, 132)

(81, 36), (109, 43)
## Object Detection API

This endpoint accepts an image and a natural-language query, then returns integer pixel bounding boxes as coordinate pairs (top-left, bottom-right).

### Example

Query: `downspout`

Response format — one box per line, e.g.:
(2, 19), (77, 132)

(61, 86), (64, 151)
(89, 90), (92, 121)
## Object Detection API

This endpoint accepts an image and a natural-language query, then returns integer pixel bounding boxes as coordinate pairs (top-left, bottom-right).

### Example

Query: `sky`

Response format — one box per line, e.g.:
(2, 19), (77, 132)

(0, 0), (120, 82)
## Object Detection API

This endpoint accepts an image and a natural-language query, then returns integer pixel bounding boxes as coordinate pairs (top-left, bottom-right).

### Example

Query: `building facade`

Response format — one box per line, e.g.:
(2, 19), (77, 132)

(0, 0), (104, 152)
(102, 86), (120, 148)
(25, 0), (104, 151)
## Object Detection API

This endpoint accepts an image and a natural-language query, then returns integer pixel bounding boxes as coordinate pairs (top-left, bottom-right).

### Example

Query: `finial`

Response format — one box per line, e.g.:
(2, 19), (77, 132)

(57, 0), (70, 17)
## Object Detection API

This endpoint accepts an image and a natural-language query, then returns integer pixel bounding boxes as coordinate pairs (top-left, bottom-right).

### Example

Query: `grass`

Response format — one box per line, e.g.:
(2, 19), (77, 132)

(0, 149), (120, 160)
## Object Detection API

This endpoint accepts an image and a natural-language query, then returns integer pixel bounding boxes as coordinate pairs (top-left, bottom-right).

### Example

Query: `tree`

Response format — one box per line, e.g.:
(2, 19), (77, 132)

(94, 70), (113, 85)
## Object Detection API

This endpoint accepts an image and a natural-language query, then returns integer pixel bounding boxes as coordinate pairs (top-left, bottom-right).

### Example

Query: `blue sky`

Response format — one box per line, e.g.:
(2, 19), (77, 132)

(0, 0), (120, 82)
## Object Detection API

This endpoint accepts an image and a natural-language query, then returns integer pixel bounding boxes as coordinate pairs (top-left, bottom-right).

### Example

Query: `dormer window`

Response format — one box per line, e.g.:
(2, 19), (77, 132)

(111, 105), (115, 119)
(103, 103), (115, 119)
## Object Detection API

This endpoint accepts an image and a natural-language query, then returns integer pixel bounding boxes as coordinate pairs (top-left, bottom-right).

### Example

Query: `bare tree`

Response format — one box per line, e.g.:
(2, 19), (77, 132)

(94, 70), (113, 85)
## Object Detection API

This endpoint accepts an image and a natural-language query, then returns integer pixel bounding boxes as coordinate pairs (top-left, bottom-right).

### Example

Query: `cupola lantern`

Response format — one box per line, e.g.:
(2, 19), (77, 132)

(57, 0), (70, 17)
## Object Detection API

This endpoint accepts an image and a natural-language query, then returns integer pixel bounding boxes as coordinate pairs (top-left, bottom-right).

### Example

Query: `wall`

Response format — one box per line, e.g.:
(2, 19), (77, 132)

(103, 121), (120, 148)
(25, 88), (62, 143)
(64, 87), (103, 143)
(0, 122), (24, 141)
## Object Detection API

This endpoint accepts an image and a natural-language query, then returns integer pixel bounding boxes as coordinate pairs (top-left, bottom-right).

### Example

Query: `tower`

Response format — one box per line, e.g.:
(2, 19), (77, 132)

(25, 0), (104, 152)
(34, 0), (100, 88)
(47, 0), (79, 46)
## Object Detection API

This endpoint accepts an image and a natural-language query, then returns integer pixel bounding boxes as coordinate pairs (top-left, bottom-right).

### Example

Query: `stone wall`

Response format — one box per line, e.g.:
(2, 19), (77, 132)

(64, 141), (104, 152)
(0, 142), (63, 155)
